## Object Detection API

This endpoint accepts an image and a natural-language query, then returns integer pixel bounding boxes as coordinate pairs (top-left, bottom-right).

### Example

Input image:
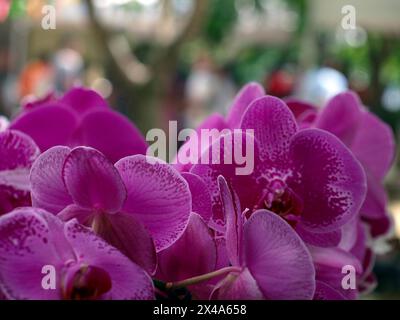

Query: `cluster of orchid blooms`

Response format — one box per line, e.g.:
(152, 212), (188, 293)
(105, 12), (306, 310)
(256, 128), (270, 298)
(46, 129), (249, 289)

(0, 83), (395, 300)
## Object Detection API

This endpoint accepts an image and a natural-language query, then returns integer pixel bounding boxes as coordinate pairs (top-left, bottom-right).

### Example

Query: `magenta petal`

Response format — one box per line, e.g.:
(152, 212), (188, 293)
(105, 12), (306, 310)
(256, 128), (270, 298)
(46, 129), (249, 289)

(349, 222), (368, 263)
(76, 110), (148, 163)
(0, 130), (40, 215)
(30, 146), (73, 214)
(64, 219), (154, 300)
(296, 225), (341, 247)
(316, 91), (361, 146)
(93, 212), (157, 275)
(360, 173), (387, 220)
(244, 210), (315, 300)
(338, 218), (358, 251)
(181, 172), (213, 223)
(61, 87), (109, 116)
(212, 268), (264, 300)
(190, 131), (260, 227)
(310, 246), (363, 275)
(363, 214), (392, 238)
(284, 98), (317, 120)
(350, 111), (395, 180)
(157, 213), (217, 282)
(226, 82), (265, 128)
(240, 95), (297, 166)
(62, 147), (126, 212)
(313, 281), (347, 300)
(289, 129), (367, 232)
(115, 155), (191, 252)
(174, 113), (230, 173)
(0, 130), (39, 171)
(218, 175), (243, 266)
(10, 105), (78, 152)
(57, 204), (93, 225)
(310, 246), (362, 300)
(0, 208), (69, 299)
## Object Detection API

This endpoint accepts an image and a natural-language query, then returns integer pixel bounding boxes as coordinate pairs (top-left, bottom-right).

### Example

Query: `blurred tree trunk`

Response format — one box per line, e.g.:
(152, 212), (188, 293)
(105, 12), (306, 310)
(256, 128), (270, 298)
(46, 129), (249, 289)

(85, 0), (208, 133)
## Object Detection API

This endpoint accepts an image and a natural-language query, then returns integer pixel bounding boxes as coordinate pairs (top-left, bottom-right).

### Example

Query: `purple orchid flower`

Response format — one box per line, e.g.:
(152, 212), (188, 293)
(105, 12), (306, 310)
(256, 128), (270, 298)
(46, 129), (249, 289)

(0, 207), (154, 300)
(156, 212), (218, 299)
(30, 146), (192, 274)
(0, 130), (40, 216)
(10, 87), (148, 163)
(156, 177), (315, 300)
(288, 91), (395, 238)
(190, 95), (367, 248)
(310, 216), (377, 300)
(211, 176), (315, 299)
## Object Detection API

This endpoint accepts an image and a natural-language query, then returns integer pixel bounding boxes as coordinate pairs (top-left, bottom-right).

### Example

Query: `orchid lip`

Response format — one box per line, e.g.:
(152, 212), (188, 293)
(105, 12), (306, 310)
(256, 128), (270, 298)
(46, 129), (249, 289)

(252, 179), (303, 226)
(62, 264), (112, 300)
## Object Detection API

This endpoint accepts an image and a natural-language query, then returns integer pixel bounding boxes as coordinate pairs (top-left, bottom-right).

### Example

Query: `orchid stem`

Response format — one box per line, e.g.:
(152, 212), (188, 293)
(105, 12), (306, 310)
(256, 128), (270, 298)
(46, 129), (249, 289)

(166, 266), (241, 290)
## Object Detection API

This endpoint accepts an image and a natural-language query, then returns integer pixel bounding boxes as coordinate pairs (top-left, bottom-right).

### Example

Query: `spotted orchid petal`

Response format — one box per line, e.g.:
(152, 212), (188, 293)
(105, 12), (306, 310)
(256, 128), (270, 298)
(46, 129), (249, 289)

(115, 155), (191, 252)
(289, 129), (367, 232)
(30, 146), (73, 214)
(226, 82), (265, 128)
(157, 213), (217, 282)
(244, 210), (316, 300)
(62, 147), (127, 213)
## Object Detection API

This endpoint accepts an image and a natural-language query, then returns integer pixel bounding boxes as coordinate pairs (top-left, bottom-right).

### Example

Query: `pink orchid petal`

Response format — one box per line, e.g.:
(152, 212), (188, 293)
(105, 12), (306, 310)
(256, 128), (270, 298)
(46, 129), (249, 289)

(0, 208), (70, 299)
(76, 110), (148, 163)
(362, 214), (392, 238)
(10, 105), (78, 152)
(1, 208), (154, 300)
(226, 82), (265, 128)
(309, 246), (363, 275)
(218, 175), (244, 266)
(0, 130), (40, 215)
(296, 225), (341, 247)
(215, 237), (230, 270)
(181, 172), (213, 223)
(289, 129), (367, 232)
(63, 219), (154, 300)
(174, 113), (230, 173)
(313, 281), (347, 300)
(212, 268), (264, 300)
(30, 146), (73, 214)
(240, 95), (298, 166)
(93, 212), (157, 275)
(316, 91), (361, 146)
(115, 155), (191, 252)
(62, 147), (127, 213)
(61, 87), (109, 116)
(284, 98), (317, 120)
(350, 111), (395, 181)
(0, 130), (39, 171)
(360, 173), (387, 220)
(310, 246), (362, 300)
(57, 204), (93, 225)
(157, 213), (217, 282)
(244, 210), (315, 300)
(349, 222), (368, 264)
(338, 218), (358, 251)
(190, 131), (260, 227)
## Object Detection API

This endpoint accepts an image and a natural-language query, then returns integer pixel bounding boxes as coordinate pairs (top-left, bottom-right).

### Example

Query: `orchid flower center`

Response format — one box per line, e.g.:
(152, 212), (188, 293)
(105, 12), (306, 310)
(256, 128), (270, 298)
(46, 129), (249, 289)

(62, 264), (112, 300)
(255, 179), (303, 227)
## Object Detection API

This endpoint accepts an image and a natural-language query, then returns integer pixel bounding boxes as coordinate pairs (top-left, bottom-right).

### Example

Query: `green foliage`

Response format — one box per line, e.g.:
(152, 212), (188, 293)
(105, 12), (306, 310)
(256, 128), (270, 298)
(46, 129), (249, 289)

(203, 0), (238, 45)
